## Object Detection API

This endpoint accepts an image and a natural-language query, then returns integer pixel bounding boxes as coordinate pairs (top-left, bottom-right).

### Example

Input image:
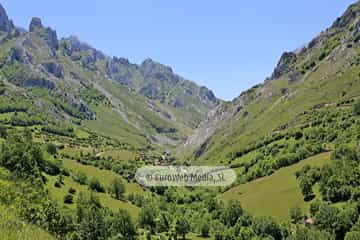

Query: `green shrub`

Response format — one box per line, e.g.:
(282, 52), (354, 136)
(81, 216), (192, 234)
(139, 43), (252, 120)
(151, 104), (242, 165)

(68, 188), (76, 195)
(54, 181), (61, 188)
(89, 178), (105, 193)
(46, 143), (57, 155)
(353, 100), (360, 115)
(72, 171), (87, 185)
(63, 194), (74, 204)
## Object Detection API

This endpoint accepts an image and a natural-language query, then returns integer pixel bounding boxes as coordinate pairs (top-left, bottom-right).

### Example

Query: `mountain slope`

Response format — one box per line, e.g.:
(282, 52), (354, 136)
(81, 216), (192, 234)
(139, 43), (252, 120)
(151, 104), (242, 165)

(183, 1), (360, 163)
(0, 6), (219, 150)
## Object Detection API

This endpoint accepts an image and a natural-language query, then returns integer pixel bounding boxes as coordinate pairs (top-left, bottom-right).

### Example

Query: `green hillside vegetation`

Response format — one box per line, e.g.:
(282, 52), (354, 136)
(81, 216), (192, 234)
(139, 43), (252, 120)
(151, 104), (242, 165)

(1, 1), (360, 240)
(45, 173), (140, 218)
(62, 158), (144, 196)
(187, 4), (360, 166)
(222, 152), (331, 221)
(0, 205), (56, 240)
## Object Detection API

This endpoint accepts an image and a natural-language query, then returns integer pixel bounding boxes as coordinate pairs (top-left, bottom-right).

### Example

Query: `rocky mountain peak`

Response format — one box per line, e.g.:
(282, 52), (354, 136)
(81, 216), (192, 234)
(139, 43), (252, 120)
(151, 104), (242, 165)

(332, 1), (360, 29)
(29, 17), (43, 32)
(140, 58), (175, 81)
(0, 3), (14, 32)
(29, 17), (59, 53)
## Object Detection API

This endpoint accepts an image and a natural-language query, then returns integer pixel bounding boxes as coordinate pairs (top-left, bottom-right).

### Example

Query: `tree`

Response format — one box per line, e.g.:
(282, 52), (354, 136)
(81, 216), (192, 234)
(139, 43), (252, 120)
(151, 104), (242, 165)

(73, 171), (88, 185)
(353, 100), (360, 115)
(238, 227), (255, 240)
(76, 192), (107, 240)
(310, 200), (322, 216)
(109, 178), (125, 200)
(0, 126), (7, 138)
(299, 177), (314, 201)
(68, 187), (76, 195)
(64, 194), (74, 204)
(199, 222), (210, 238)
(252, 216), (282, 240)
(0, 132), (44, 179)
(345, 231), (360, 240)
(336, 205), (359, 240)
(110, 209), (137, 240)
(290, 206), (304, 224)
(222, 199), (243, 226)
(211, 220), (225, 240)
(314, 203), (339, 233)
(174, 216), (190, 240)
(156, 211), (171, 233)
(46, 143), (57, 155)
(139, 206), (157, 233)
(288, 226), (334, 240)
(89, 178), (105, 193)
(198, 217), (210, 237)
(294, 131), (303, 140)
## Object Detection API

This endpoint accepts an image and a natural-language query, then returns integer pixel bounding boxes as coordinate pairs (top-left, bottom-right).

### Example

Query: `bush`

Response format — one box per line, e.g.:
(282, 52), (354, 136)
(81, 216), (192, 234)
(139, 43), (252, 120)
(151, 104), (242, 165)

(89, 178), (105, 193)
(64, 194), (74, 204)
(294, 131), (303, 140)
(68, 187), (76, 195)
(353, 100), (360, 115)
(0, 126), (7, 138)
(0, 132), (46, 179)
(109, 178), (125, 200)
(42, 124), (74, 137)
(46, 143), (57, 155)
(54, 181), (61, 188)
(72, 171), (87, 185)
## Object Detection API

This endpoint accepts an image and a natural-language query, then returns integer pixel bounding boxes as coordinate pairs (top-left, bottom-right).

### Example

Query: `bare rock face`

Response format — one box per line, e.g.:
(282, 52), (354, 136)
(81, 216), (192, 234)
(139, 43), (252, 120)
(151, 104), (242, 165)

(29, 17), (59, 52)
(23, 78), (56, 90)
(199, 86), (217, 103)
(29, 17), (43, 32)
(42, 61), (64, 78)
(271, 52), (297, 80)
(0, 3), (14, 32)
(140, 58), (179, 84)
(60, 36), (105, 70)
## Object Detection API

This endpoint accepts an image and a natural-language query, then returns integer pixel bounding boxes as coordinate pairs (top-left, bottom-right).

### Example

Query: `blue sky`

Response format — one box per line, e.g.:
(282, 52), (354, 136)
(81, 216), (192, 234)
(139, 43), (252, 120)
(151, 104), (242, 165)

(2, 1), (355, 100)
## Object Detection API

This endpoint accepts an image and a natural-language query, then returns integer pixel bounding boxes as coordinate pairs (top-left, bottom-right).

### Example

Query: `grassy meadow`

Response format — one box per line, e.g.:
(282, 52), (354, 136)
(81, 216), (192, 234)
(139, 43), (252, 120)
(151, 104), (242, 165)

(222, 152), (331, 221)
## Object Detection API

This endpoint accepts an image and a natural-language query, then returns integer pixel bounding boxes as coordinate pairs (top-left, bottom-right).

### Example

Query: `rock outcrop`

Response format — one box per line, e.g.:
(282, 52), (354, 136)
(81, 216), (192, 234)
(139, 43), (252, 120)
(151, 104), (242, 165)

(42, 61), (63, 78)
(0, 3), (14, 32)
(271, 52), (297, 80)
(29, 17), (59, 52)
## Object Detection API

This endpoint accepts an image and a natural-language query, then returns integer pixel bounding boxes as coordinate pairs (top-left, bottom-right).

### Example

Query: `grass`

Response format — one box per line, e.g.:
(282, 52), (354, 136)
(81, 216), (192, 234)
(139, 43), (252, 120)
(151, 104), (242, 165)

(74, 127), (90, 139)
(0, 112), (13, 121)
(59, 146), (94, 158)
(222, 152), (331, 221)
(62, 158), (144, 196)
(192, 40), (360, 165)
(84, 105), (148, 147)
(99, 149), (137, 161)
(0, 205), (55, 240)
(45, 174), (140, 219)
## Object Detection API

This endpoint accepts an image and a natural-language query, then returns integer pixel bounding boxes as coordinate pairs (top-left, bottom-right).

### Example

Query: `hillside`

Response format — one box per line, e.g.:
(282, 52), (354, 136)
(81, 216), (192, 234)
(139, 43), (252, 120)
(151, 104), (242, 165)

(0, 2), (360, 240)
(183, 1), (360, 165)
(222, 152), (331, 221)
(0, 5), (219, 152)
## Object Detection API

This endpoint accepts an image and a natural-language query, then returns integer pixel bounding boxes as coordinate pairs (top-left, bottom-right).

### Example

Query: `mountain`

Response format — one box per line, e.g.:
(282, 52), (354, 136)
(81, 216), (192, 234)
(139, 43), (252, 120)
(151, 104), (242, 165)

(0, 2), (360, 240)
(0, 5), (219, 150)
(182, 1), (360, 164)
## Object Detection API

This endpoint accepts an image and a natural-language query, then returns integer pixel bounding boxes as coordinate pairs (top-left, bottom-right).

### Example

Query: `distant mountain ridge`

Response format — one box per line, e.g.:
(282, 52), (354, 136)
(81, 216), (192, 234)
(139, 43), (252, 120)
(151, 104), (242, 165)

(0, 3), (220, 149)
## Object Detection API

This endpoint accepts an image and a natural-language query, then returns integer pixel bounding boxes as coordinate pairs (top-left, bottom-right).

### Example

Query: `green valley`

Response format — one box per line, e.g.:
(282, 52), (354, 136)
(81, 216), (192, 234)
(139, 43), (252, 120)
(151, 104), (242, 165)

(0, 1), (360, 240)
